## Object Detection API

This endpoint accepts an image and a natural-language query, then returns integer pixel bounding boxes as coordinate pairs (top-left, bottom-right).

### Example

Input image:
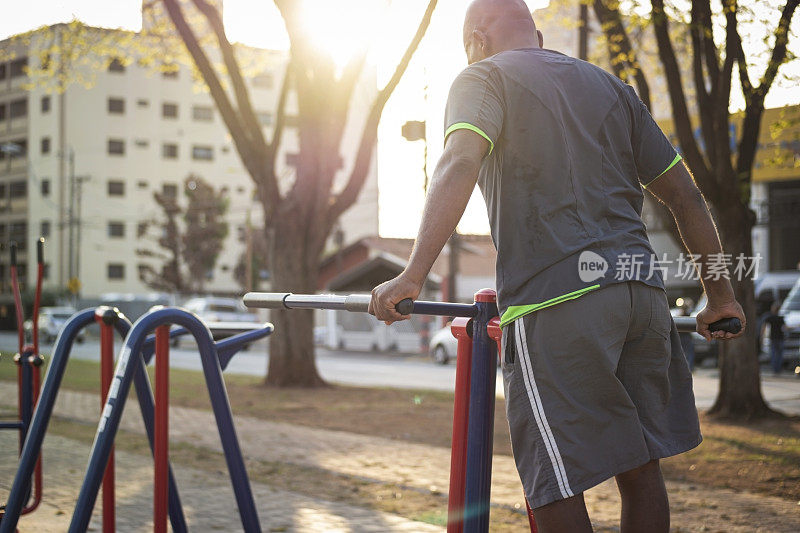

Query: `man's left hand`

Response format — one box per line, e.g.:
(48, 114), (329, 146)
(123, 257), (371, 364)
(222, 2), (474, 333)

(369, 274), (422, 324)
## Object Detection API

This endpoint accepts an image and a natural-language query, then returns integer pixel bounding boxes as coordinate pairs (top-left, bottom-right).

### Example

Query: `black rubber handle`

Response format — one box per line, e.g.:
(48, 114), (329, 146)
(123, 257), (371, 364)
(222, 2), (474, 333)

(708, 317), (742, 334)
(9, 241), (17, 266)
(37, 238), (44, 265)
(396, 298), (414, 315)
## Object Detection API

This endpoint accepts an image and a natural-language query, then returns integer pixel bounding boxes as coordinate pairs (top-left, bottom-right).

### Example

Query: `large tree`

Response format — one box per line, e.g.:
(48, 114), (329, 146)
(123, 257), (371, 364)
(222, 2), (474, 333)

(591, 0), (799, 418)
(158, 0), (438, 386)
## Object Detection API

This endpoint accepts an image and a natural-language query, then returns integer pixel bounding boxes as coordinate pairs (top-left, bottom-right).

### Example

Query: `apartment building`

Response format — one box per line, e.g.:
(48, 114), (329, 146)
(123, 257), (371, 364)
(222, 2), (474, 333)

(0, 16), (379, 298)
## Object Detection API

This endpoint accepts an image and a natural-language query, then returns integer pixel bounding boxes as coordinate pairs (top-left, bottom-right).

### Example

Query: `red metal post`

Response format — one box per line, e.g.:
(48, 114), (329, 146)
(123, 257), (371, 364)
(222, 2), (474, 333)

(99, 318), (116, 533)
(447, 316), (473, 533)
(154, 325), (170, 533)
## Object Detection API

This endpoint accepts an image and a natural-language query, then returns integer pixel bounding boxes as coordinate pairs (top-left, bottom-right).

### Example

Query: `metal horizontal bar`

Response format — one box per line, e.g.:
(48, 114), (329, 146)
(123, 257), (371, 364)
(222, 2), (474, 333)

(244, 292), (477, 317)
(0, 421), (24, 430)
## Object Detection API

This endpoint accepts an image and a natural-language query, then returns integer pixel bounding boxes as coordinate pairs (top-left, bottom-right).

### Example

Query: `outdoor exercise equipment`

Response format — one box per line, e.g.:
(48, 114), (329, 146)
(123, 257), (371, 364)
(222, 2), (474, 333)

(0, 306), (194, 533)
(64, 307), (273, 533)
(0, 239), (45, 523)
(244, 290), (742, 533)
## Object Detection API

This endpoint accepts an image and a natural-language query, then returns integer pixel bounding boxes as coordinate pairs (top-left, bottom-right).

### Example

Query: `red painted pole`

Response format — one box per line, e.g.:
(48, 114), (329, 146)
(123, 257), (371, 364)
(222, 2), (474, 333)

(154, 326), (170, 533)
(447, 317), (473, 533)
(100, 320), (116, 533)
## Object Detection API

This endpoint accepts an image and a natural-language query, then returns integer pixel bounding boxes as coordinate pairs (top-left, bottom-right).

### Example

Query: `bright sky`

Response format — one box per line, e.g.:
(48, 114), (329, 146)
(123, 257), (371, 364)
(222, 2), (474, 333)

(3, 1), (798, 238)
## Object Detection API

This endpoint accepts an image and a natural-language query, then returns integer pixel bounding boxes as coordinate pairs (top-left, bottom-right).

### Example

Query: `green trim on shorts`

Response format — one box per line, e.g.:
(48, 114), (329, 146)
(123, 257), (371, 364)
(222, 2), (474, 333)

(445, 122), (494, 155)
(643, 153), (682, 188)
(499, 284), (601, 328)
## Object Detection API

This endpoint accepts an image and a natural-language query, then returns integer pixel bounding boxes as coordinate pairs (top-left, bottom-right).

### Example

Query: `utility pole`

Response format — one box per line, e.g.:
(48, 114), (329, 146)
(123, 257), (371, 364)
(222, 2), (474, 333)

(578, 1), (589, 60)
(67, 148), (75, 283)
(74, 175), (89, 299)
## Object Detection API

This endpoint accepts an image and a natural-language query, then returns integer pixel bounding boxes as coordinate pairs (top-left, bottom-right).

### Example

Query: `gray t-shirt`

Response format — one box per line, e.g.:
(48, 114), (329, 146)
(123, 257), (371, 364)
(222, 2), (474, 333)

(443, 48), (680, 324)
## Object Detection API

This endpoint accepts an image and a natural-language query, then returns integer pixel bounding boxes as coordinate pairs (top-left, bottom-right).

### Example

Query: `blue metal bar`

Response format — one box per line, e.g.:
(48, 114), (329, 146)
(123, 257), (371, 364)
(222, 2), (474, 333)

(216, 324), (274, 370)
(0, 309), (188, 533)
(463, 296), (498, 532)
(68, 308), (262, 533)
(410, 300), (477, 317)
(1, 309), (95, 533)
(111, 317), (188, 533)
(0, 421), (24, 430)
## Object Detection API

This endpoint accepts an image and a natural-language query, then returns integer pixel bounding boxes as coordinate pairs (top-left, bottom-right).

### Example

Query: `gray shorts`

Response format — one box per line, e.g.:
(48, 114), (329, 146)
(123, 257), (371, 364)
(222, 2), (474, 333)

(501, 281), (702, 508)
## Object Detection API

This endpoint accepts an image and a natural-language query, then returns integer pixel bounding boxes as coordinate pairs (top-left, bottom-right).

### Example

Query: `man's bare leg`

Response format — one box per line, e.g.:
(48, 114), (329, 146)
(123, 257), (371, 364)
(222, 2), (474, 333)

(615, 459), (670, 533)
(531, 493), (592, 533)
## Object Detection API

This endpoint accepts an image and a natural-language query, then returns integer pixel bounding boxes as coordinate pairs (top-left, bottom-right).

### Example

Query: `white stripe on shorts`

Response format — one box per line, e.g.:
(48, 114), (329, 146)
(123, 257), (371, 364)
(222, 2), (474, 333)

(515, 319), (574, 499)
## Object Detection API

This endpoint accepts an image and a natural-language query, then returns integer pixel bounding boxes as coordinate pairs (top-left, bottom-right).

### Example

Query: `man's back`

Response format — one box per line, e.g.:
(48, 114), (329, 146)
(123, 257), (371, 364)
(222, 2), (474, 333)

(445, 48), (680, 320)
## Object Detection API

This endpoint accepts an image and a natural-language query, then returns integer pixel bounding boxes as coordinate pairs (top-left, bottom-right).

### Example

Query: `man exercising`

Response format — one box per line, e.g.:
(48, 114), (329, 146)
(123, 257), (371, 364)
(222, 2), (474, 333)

(368, 0), (745, 531)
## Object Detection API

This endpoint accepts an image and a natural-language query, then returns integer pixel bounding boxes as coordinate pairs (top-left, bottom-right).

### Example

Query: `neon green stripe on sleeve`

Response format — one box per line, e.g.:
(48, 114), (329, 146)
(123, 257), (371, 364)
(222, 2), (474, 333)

(499, 284), (601, 328)
(445, 122), (494, 155)
(643, 153), (682, 188)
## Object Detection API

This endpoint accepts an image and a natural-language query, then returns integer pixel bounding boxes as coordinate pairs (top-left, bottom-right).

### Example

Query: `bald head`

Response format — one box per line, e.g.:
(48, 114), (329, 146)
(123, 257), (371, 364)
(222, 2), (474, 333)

(463, 0), (542, 64)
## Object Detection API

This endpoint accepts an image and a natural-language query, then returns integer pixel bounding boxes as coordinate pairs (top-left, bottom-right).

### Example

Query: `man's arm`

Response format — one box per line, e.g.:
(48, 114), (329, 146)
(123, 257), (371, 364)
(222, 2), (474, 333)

(368, 129), (488, 323)
(646, 162), (746, 340)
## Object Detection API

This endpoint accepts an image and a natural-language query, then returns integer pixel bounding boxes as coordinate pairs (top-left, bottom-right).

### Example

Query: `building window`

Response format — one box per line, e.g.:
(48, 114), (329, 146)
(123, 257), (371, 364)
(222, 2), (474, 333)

(40, 137), (51, 155)
(107, 263), (125, 280)
(0, 184), (5, 199)
(137, 98), (149, 108)
(192, 145), (213, 161)
(108, 97), (125, 114)
(41, 179), (50, 196)
(9, 181), (27, 199)
(108, 221), (125, 238)
(5, 139), (27, 158)
(10, 58), (28, 78)
(162, 183), (178, 198)
(42, 263), (50, 280)
(41, 96), (50, 113)
(107, 180), (125, 197)
(135, 139), (149, 148)
(108, 58), (125, 72)
(162, 65), (179, 78)
(256, 112), (272, 127)
(192, 106), (213, 121)
(162, 143), (178, 159)
(40, 220), (51, 238)
(0, 63), (6, 80)
(162, 102), (178, 119)
(107, 139), (125, 155)
(252, 72), (274, 89)
(9, 99), (27, 119)
(137, 180), (148, 189)
(0, 104), (6, 122)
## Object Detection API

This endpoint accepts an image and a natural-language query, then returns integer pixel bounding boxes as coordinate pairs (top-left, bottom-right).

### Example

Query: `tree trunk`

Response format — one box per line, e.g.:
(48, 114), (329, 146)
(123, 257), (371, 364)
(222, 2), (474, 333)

(707, 199), (775, 419)
(264, 218), (326, 387)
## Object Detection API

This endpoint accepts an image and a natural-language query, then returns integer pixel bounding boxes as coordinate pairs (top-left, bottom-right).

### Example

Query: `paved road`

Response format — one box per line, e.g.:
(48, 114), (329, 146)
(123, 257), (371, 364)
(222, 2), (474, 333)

(2, 332), (799, 414)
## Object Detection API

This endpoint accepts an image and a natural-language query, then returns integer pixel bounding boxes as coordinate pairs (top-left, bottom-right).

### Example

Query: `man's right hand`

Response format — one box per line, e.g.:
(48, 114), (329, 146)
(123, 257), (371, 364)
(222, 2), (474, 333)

(696, 299), (746, 341)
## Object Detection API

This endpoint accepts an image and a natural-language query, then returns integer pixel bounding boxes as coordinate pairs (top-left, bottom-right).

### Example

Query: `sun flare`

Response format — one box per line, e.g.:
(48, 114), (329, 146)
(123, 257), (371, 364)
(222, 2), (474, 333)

(297, 0), (386, 68)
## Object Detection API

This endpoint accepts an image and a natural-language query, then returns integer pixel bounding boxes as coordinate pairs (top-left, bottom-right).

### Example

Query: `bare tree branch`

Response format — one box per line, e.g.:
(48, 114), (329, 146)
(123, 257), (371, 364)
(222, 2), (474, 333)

(756, 0), (799, 100)
(268, 57), (293, 163)
(330, 0), (438, 223)
(593, 0), (652, 109)
(690, 1), (717, 166)
(650, 0), (712, 188)
(191, 0), (268, 151)
(160, 0), (281, 210)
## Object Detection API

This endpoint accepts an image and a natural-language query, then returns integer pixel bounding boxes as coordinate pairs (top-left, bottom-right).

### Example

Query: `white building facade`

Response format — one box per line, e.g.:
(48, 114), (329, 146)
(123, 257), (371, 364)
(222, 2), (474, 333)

(0, 17), (378, 298)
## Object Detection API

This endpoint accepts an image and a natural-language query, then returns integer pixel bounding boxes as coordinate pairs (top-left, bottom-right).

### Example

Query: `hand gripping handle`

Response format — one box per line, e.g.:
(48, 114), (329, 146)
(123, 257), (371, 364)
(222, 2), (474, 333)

(708, 317), (742, 334)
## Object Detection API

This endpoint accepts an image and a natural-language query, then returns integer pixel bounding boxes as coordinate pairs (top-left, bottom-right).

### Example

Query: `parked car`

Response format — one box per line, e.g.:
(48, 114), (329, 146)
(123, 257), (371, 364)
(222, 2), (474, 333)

(25, 307), (84, 344)
(429, 324), (458, 364)
(763, 278), (800, 370)
(179, 297), (263, 346)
